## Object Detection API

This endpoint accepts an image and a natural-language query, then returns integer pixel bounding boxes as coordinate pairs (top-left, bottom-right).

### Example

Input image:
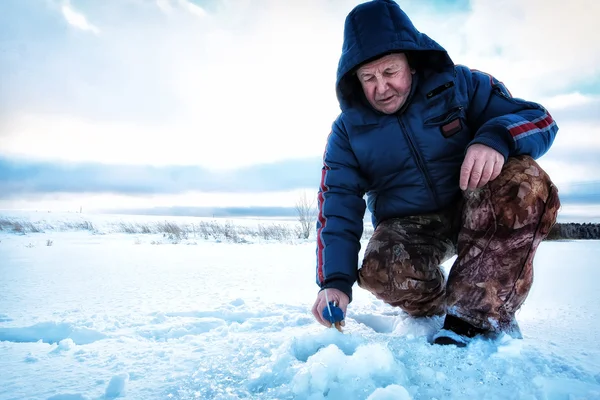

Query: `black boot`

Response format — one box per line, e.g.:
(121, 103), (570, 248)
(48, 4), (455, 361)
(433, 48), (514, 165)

(432, 315), (490, 347)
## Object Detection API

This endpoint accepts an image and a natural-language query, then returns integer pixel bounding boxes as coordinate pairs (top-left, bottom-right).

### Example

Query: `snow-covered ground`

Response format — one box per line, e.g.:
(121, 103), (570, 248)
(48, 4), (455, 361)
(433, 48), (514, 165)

(1, 211), (599, 400)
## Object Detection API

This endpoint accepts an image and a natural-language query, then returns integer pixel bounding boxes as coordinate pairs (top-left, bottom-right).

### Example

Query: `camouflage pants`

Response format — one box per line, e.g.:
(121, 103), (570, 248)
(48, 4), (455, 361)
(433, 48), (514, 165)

(357, 155), (560, 333)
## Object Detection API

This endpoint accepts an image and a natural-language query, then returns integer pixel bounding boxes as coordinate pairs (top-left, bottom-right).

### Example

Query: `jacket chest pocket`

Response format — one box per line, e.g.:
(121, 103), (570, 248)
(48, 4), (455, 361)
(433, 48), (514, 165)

(423, 106), (470, 139)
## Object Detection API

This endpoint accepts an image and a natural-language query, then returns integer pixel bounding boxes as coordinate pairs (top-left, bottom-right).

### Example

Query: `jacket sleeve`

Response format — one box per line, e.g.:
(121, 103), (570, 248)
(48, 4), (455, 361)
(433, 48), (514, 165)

(316, 118), (367, 303)
(459, 66), (558, 160)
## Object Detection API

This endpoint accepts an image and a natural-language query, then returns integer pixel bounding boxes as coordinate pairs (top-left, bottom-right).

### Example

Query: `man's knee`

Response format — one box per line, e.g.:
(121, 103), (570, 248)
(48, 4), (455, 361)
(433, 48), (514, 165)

(358, 262), (446, 317)
(490, 156), (551, 194)
(358, 239), (411, 296)
(358, 238), (447, 317)
(468, 155), (560, 230)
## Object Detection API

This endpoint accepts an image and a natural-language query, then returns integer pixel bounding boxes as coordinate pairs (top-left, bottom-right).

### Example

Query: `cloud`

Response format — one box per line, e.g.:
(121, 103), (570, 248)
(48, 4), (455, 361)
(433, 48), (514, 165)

(541, 93), (600, 124)
(105, 206), (299, 218)
(543, 93), (598, 111)
(179, 0), (208, 18)
(557, 181), (600, 204)
(537, 140), (600, 191)
(155, 0), (174, 14)
(61, 3), (100, 34)
(1, 151), (598, 212)
(0, 156), (323, 198)
(0, 190), (320, 213)
(431, 0), (600, 99)
(156, 0), (207, 17)
(0, 0), (598, 179)
(533, 95), (600, 188)
(557, 204), (600, 223)
(0, 0), (351, 168)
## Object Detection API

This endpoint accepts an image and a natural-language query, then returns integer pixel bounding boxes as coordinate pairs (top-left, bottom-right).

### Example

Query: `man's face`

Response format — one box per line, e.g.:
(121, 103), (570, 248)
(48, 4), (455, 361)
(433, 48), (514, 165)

(357, 53), (414, 114)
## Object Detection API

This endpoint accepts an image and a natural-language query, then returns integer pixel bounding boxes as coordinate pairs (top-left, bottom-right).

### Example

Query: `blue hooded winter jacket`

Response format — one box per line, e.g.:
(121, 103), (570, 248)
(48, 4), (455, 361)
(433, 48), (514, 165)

(315, 0), (558, 302)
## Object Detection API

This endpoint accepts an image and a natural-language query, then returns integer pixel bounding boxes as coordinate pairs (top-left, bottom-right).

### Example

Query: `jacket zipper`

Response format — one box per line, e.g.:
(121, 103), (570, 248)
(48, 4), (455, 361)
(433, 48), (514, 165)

(397, 116), (441, 209)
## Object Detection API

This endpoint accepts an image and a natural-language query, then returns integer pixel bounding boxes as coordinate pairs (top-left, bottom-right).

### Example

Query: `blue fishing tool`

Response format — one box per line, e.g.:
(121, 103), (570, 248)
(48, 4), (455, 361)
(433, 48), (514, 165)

(321, 289), (344, 331)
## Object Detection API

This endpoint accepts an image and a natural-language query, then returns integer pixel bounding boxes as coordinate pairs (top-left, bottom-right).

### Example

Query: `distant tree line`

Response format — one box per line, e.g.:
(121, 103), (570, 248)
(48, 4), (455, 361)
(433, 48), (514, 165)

(546, 223), (600, 240)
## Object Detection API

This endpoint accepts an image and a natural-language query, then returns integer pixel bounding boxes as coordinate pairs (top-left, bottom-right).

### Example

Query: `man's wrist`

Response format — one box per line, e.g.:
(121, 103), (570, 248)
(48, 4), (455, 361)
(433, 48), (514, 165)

(320, 276), (353, 303)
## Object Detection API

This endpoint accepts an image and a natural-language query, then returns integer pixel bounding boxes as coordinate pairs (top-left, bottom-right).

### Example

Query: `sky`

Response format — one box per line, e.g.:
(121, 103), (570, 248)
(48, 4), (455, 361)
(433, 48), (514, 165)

(1, 0), (599, 217)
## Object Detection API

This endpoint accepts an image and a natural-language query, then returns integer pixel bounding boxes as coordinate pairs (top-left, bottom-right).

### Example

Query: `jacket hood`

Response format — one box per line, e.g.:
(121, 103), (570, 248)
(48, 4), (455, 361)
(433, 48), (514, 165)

(336, 0), (453, 112)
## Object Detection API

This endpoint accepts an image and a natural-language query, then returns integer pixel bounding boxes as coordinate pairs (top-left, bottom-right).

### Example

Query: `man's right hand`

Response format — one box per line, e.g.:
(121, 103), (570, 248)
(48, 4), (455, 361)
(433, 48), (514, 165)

(311, 288), (350, 328)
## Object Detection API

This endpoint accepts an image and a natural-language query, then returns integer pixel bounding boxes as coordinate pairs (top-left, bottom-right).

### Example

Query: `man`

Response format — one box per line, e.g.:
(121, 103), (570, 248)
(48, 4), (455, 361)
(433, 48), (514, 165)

(311, 0), (560, 347)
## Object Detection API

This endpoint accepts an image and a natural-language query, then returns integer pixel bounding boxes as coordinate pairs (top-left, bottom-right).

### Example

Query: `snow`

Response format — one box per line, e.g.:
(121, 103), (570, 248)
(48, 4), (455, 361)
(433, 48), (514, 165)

(1, 211), (600, 400)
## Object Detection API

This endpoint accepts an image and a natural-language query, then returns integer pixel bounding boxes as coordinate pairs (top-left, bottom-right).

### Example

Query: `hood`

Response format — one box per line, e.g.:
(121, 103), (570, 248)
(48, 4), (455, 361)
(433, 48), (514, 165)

(336, 0), (453, 112)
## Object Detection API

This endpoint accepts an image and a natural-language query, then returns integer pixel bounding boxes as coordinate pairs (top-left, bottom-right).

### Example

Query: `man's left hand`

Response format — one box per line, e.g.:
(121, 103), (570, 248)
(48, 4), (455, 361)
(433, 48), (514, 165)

(460, 144), (504, 190)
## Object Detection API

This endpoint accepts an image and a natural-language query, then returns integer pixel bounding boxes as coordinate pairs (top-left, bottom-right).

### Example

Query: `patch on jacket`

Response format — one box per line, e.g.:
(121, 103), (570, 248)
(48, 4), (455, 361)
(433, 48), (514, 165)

(441, 118), (462, 138)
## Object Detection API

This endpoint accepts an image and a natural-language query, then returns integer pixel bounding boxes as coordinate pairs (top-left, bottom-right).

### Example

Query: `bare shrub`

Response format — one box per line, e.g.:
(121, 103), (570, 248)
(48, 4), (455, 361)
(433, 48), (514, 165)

(258, 224), (293, 241)
(115, 222), (153, 234)
(194, 220), (250, 243)
(196, 221), (212, 240)
(219, 221), (244, 243)
(157, 221), (188, 242)
(28, 223), (43, 233)
(0, 218), (11, 231)
(291, 225), (301, 239)
(46, 239), (53, 246)
(118, 222), (139, 234)
(236, 225), (257, 238)
(211, 221), (230, 240)
(1, 214), (379, 244)
(62, 221), (94, 231)
(209, 221), (231, 241)
(81, 221), (94, 231)
(0, 218), (43, 233)
(296, 191), (318, 239)
(12, 221), (25, 233)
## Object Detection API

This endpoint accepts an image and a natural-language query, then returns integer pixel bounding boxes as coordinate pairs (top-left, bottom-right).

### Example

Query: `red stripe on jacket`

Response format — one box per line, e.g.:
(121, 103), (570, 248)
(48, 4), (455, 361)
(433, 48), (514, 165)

(316, 163), (330, 285)
(509, 112), (554, 138)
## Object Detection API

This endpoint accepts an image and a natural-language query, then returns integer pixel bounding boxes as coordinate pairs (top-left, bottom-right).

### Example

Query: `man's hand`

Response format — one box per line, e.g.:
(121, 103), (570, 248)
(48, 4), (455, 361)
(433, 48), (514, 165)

(460, 144), (505, 190)
(311, 288), (350, 328)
